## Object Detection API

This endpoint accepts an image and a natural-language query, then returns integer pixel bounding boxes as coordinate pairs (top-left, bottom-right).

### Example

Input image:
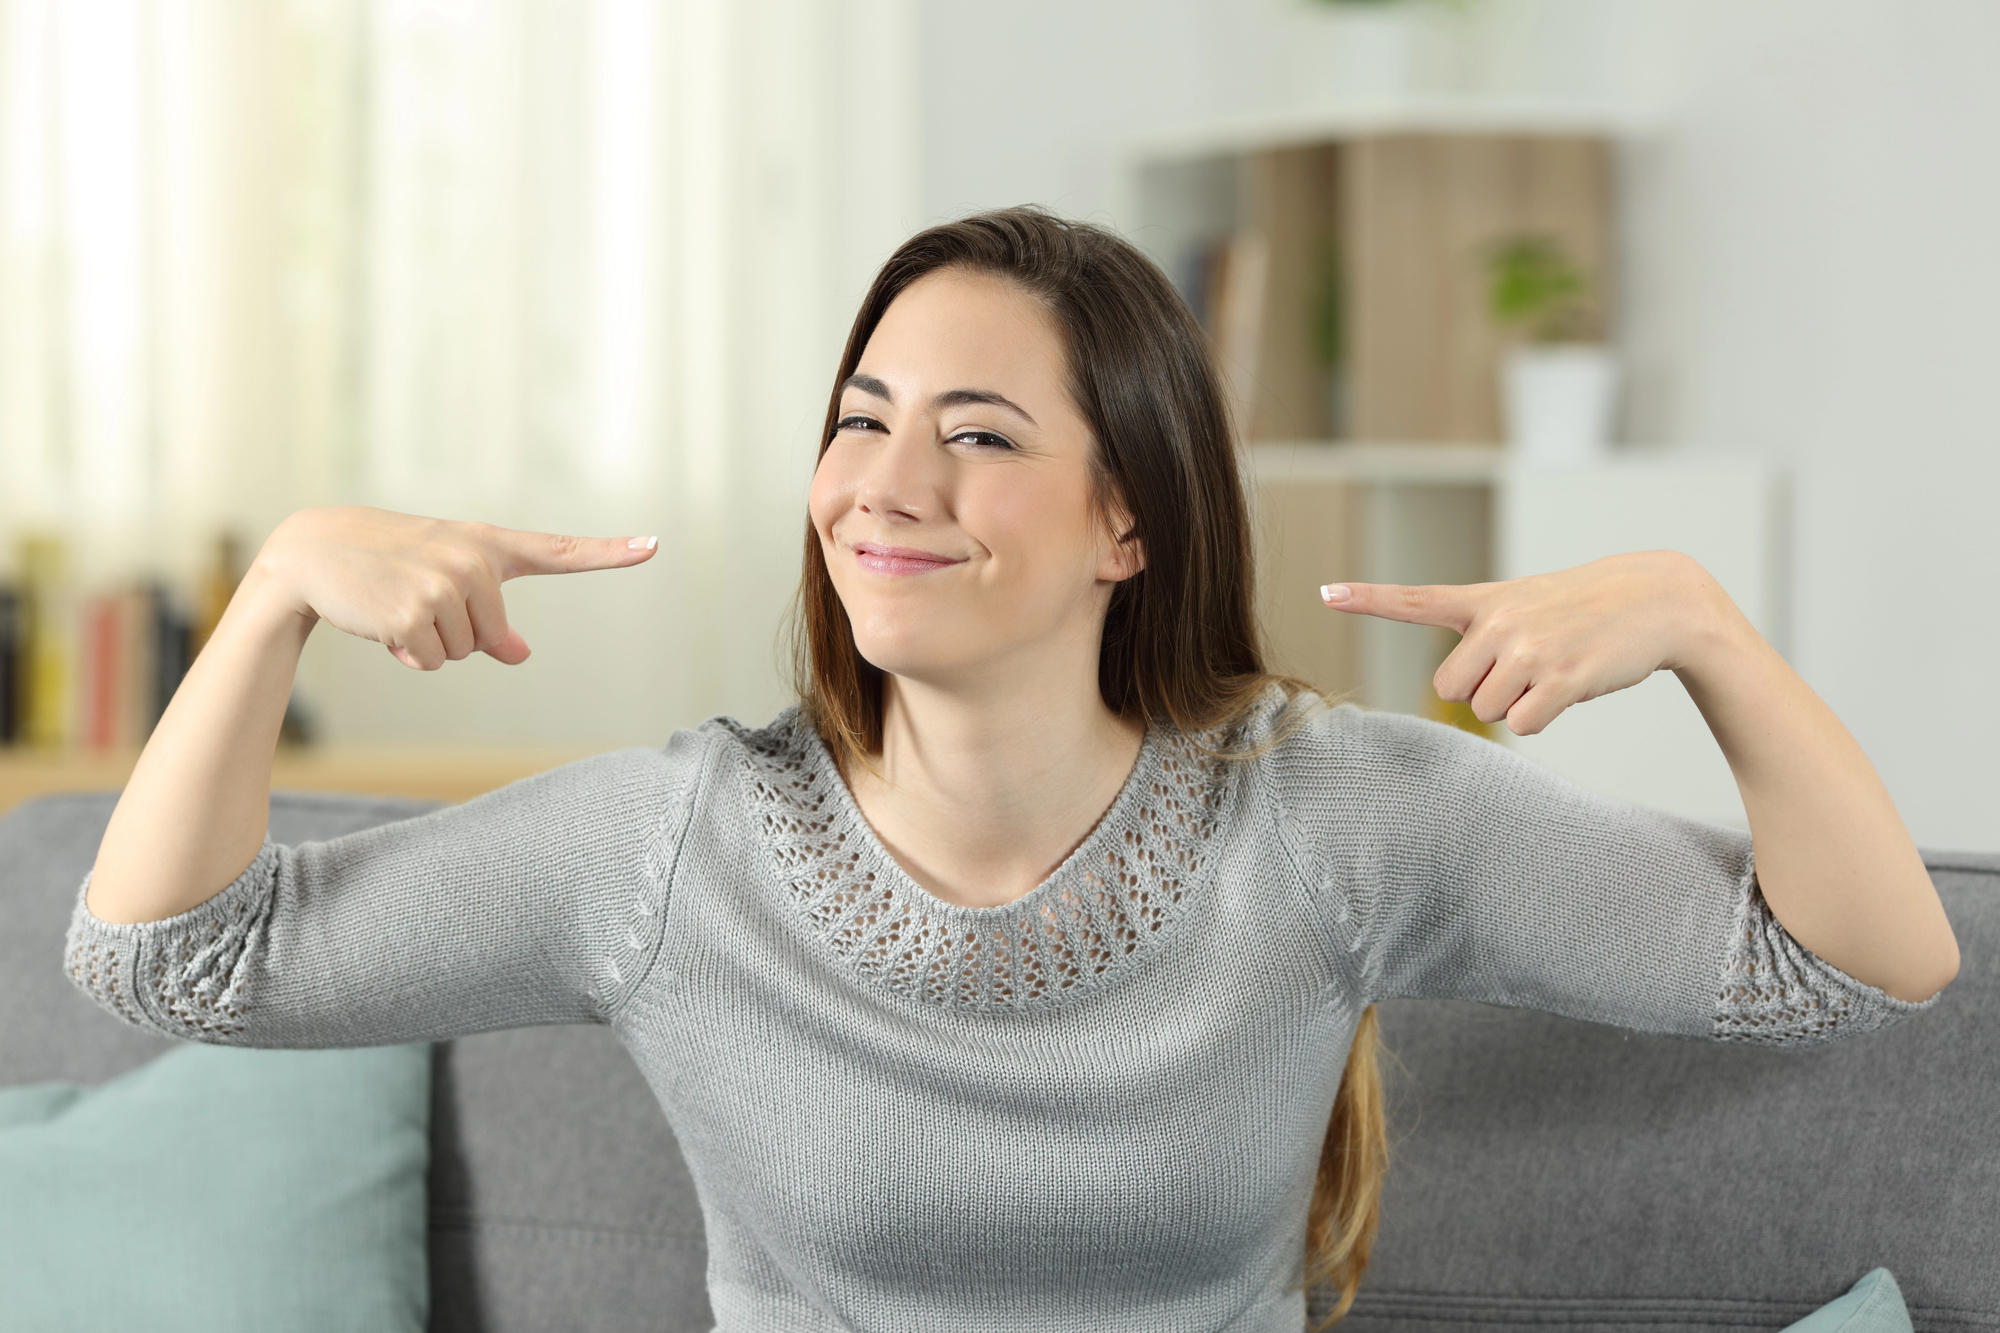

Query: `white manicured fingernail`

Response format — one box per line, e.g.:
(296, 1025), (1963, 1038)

(1321, 584), (1351, 604)
(629, 535), (658, 551)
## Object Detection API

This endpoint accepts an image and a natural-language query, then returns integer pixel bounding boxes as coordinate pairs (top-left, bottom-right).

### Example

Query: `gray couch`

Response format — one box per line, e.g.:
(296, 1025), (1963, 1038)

(3, 790), (1994, 1332)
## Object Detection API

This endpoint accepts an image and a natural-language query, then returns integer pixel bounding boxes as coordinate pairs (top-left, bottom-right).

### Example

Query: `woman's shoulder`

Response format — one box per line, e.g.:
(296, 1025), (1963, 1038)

(693, 703), (811, 757)
(1231, 685), (1523, 805)
(545, 704), (812, 777)
(1232, 684), (1466, 757)
(664, 704), (832, 808)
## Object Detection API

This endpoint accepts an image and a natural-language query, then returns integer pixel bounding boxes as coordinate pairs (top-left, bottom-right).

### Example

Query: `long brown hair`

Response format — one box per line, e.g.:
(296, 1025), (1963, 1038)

(791, 206), (1386, 1322)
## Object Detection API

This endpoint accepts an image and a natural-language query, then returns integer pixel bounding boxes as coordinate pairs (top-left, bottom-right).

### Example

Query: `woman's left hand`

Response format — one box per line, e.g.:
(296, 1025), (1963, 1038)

(1321, 549), (1740, 737)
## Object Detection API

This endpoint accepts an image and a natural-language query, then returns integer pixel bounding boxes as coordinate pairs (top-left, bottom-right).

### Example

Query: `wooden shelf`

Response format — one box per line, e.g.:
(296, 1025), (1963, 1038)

(0, 745), (597, 816)
(1126, 96), (1651, 163)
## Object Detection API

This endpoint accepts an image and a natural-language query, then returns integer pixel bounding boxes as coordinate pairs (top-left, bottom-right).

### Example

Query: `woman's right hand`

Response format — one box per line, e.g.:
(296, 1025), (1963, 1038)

(257, 507), (658, 671)
(87, 507), (657, 924)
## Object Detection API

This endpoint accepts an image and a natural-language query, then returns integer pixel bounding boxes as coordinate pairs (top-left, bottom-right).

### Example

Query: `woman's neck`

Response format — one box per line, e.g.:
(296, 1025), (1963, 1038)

(844, 663), (1145, 910)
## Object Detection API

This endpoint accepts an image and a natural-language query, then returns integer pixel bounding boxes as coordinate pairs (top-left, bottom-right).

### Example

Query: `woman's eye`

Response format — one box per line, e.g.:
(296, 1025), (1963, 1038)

(834, 414), (884, 434)
(948, 429), (1015, 451)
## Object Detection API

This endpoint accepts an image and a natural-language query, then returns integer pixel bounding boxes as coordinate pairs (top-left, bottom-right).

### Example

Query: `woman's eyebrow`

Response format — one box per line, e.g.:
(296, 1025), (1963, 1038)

(931, 388), (1038, 427)
(839, 375), (1039, 429)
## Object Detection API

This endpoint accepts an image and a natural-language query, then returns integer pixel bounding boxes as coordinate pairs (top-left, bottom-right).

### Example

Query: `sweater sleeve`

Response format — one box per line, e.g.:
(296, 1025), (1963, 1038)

(1270, 703), (1935, 1044)
(63, 729), (711, 1048)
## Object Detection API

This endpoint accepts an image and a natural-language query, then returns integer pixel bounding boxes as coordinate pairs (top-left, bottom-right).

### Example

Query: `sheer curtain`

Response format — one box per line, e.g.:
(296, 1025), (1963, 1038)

(0, 0), (919, 745)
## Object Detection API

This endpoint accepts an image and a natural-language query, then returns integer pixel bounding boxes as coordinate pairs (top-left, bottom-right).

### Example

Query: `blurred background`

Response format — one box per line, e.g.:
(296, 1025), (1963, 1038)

(0, 0), (1992, 851)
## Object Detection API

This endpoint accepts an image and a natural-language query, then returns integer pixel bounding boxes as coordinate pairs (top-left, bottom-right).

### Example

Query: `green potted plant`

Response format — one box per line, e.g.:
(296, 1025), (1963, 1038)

(1308, 235), (1346, 436)
(1486, 234), (1617, 467)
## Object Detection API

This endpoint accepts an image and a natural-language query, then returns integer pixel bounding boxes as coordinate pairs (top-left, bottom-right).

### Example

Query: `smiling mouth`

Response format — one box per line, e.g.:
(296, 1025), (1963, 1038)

(851, 542), (964, 577)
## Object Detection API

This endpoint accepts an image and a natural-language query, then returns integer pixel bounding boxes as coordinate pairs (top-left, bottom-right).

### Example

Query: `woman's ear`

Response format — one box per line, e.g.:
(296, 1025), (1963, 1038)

(1096, 499), (1146, 583)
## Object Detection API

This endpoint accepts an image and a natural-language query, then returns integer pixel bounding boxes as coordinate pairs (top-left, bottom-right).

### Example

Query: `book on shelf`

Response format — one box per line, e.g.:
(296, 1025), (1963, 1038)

(2, 537), (198, 752)
(79, 588), (191, 750)
(19, 537), (70, 748)
(0, 587), (19, 745)
(1183, 230), (1272, 447)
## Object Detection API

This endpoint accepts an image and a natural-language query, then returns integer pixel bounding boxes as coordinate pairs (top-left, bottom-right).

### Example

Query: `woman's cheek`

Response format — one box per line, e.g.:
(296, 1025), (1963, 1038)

(959, 469), (1075, 565)
(806, 456), (848, 538)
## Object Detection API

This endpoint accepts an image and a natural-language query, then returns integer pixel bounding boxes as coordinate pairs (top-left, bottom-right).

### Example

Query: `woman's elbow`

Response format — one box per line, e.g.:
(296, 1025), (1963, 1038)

(1886, 930), (1960, 1005)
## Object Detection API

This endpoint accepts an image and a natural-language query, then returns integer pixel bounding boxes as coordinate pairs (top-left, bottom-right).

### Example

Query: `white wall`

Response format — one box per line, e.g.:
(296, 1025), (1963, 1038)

(1615, 0), (2000, 853)
(917, 0), (1998, 850)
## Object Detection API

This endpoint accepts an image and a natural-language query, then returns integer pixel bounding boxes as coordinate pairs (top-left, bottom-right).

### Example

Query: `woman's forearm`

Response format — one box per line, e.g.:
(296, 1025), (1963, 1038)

(86, 564), (314, 924)
(1675, 610), (1959, 1002)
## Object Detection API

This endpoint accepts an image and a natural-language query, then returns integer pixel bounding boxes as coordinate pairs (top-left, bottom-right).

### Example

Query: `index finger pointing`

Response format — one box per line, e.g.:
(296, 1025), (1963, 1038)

(1320, 581), (1480, 632)
(477, 525), (659, 580)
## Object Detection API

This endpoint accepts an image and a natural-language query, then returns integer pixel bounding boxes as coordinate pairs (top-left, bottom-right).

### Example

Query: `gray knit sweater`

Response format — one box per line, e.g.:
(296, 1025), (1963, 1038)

(65, 692), (1928, 1332)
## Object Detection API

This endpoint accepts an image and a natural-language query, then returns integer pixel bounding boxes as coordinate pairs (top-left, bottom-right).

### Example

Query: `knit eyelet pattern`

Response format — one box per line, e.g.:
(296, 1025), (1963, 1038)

(64, 841), (278, 1040)
(728, 711), (1236, 1011)
(1713, 865), (1930, 1043)
(63, 937), (148, 1031)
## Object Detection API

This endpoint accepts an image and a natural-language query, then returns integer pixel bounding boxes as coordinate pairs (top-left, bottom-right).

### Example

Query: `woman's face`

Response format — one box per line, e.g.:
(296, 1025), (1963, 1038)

(809, 267), (1140, 690)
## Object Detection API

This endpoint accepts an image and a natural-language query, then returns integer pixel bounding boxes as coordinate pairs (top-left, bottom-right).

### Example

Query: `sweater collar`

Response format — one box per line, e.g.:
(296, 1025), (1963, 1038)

(727, 707), (1240, 1011)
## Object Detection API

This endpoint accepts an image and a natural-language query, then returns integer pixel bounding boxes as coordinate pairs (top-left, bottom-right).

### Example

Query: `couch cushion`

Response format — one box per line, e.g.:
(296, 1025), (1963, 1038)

(426, 1025), (710, 1333)
(0, 1040), (431, 1333)
(1784, 1269), (1912, 1333)
(1337, 854), (1999, 1333)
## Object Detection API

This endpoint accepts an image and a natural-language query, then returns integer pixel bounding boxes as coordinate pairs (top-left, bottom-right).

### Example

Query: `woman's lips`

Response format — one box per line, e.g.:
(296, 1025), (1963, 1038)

(851, 541), (964, 577)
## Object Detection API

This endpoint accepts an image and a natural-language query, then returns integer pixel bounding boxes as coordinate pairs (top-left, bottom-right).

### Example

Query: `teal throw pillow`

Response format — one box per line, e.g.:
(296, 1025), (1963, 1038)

(1780, 1269), (1913, 1333)
(0, 1042), (430, 1333)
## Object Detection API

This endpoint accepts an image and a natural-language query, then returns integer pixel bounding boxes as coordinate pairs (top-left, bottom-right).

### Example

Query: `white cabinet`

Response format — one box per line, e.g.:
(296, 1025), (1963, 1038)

(1252, 446), (1782, 827)
(1498, 456), (1781, 827)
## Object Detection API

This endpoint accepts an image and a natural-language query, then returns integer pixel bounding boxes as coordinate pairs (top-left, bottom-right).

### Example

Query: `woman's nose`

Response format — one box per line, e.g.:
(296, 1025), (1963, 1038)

(856, 428), (939, 523)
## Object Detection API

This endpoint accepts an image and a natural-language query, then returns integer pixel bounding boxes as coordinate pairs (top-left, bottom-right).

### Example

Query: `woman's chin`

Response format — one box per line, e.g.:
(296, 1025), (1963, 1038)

(852, 637), (991, 690)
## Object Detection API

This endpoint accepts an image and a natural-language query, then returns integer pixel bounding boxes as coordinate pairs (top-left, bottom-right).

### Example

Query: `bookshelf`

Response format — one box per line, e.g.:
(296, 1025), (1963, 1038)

(0, 535), (236, 756)
(1127, 99), (1630, 717)
(0, 533), (604, 809)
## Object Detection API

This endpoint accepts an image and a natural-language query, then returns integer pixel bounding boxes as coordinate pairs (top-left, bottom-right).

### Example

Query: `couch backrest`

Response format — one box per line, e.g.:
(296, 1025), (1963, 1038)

(5, 793), (1993, 1333)
(1341, 854), (2000, 1333)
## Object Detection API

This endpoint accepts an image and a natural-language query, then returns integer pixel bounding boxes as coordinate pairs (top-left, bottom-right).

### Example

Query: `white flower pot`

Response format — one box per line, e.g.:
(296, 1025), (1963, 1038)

(1502, 345), (1620, 467)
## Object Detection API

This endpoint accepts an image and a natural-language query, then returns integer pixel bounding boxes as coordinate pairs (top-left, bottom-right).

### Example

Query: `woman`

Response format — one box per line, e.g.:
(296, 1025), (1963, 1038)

(73, 208), (1957, 1331)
